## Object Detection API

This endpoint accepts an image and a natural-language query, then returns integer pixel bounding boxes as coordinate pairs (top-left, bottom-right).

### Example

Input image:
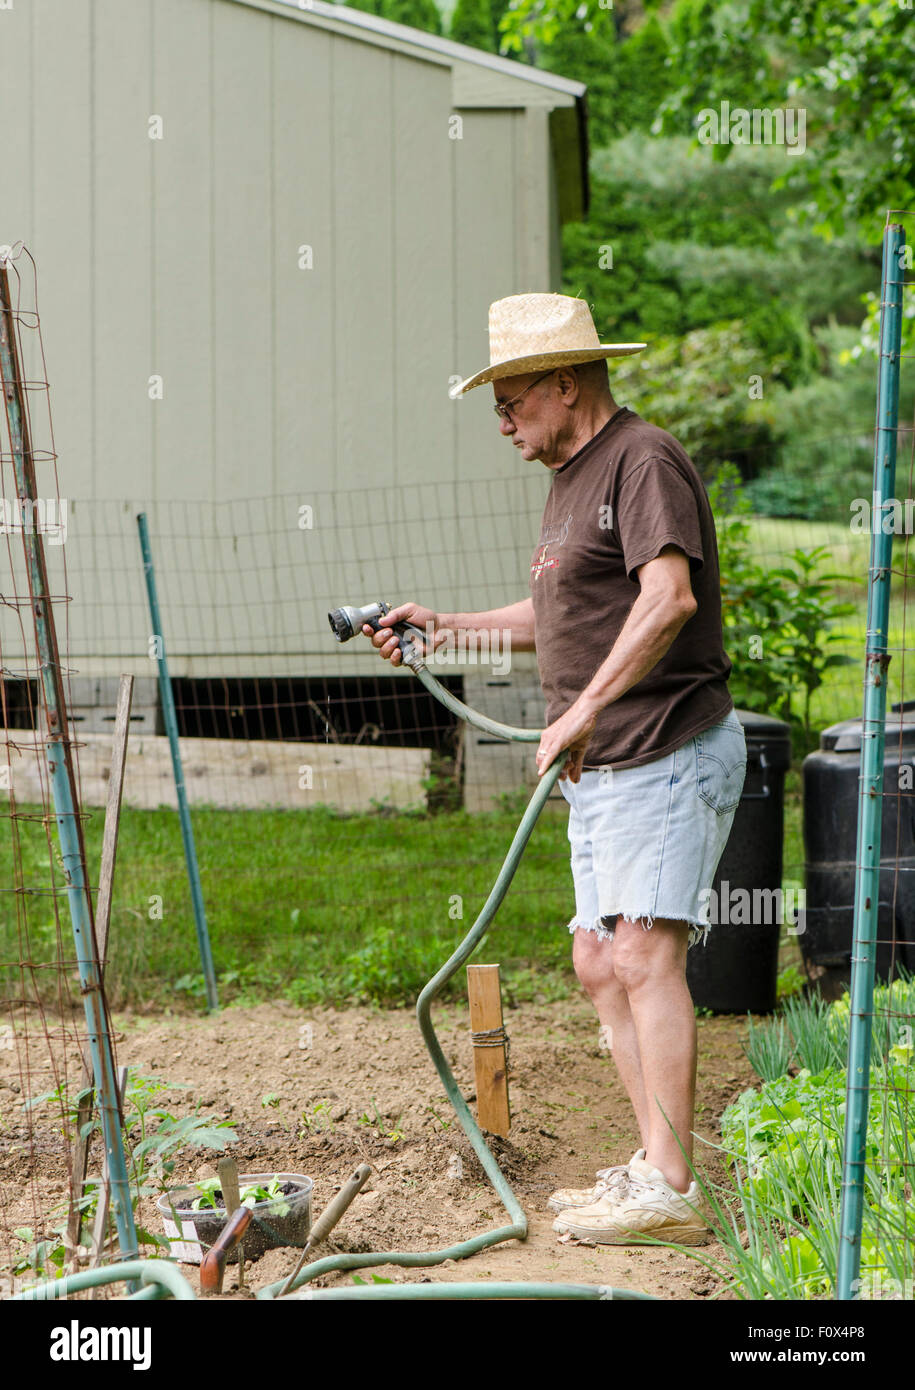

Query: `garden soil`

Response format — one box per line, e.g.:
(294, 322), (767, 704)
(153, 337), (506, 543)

(0, 993), (758, 1300)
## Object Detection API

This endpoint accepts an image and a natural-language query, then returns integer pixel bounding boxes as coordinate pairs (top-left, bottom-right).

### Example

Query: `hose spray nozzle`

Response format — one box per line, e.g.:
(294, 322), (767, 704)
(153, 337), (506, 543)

(327, 600), (428, 667)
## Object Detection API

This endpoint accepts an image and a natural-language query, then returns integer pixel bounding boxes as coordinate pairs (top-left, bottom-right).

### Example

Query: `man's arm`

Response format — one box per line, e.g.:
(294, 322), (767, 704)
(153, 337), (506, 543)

(438, 597), (535, 652)
(577, 547), (697, 715)
(364, 596), (535, 665)
(534, 547), (697, 780)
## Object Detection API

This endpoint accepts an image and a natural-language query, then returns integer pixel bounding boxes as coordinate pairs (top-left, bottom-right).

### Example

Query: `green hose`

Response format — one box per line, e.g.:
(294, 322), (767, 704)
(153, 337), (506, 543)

(259, 657), (654, 1302)
(10, 1259), (196, 1301)
(285, 1282), (653, 1301)
(12, 657), (653, 1304)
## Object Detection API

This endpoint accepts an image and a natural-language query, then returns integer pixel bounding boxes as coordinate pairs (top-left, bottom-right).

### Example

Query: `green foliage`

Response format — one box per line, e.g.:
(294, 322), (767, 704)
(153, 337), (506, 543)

(565, 133), (871, 363)
(536, 14), (673, 147)
(722, 1057), (914, 1214)
(775, 962), (806, 1003)
(347, 0), (444, 28)
(612, 322), (781, 472)
(697, 977), (915, 1297)
(191, 1175), (291, 1217)
(338, 922), (450, 1004)
(743, 470), (837, 522)
(449, 0), (496, 50)
(655, 0), (915, 238)
(744, 991), (845, 1082)
(827, 971), (915, 1065)
(780, 991), (845, 1075)
(385, 0), (443, 29)
(764, 546), (859, 736)
(507, 0), (915, 238)
(840, 286), (915, 369)
(709, 464), (858, 736)
(742, 1010), (794, 1083)
(14, 1073), (234, 1284)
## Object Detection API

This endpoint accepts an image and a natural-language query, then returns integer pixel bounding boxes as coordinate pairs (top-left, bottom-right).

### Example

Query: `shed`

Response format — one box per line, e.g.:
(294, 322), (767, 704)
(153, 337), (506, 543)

(0, 0), (590, 806)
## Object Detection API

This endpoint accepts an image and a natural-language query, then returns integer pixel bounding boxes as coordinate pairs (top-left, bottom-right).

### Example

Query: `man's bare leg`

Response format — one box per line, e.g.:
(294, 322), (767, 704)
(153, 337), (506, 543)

(610, 915), (696, 1192)
(572, 926), (653, 1152)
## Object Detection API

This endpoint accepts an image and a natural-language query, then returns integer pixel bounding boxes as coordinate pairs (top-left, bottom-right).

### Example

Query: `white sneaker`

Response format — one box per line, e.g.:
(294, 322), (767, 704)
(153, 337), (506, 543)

(552, 1156), (710, 1245)
(547, 1149), (646, 1214)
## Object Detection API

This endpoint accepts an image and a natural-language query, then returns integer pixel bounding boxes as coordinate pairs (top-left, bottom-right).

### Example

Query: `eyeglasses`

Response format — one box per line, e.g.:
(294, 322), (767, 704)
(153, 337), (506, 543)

(492, 370), (556, 421)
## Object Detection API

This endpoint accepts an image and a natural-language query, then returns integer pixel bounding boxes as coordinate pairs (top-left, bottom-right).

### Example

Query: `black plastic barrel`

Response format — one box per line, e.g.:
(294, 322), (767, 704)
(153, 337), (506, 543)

(802, 703), (915, 999)
(685, 709), (792, 1014)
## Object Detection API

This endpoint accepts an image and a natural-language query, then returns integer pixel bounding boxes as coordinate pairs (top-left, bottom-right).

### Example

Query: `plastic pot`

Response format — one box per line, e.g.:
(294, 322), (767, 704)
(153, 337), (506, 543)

(156, 1171), (313, 1264)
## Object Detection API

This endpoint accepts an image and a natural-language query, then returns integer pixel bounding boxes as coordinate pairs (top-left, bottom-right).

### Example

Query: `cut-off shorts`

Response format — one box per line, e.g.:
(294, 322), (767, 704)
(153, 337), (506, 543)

(559, 709), (747, 950)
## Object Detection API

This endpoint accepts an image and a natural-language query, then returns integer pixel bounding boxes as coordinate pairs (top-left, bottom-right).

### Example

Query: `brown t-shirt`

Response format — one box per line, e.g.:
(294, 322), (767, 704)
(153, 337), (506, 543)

(529, 406), (733, 769)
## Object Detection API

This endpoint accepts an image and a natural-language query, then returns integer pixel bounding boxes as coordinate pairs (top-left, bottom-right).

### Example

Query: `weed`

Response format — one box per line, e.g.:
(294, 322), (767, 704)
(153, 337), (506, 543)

(299, 1101), (334, 1135)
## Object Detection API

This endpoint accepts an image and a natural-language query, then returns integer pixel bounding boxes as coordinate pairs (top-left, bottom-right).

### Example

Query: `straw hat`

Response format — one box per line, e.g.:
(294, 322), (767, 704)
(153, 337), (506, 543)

(449, 292), (646, 398)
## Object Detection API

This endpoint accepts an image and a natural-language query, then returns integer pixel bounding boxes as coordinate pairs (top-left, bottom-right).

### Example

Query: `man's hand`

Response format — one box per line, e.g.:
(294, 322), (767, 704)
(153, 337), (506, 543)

(361, 601), (439, 667)
(535, 699), (598, 783)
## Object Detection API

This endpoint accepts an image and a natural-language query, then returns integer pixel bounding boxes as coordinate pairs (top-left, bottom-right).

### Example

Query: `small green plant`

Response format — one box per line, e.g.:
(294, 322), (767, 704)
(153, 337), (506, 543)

(191, 1176), (291, 1217)
(425, 1104), (452, 1132)
(358, 1098), (404, 1142)
(299, 1100), (334, 1135)
(781, 991), (844, 1074)
(19, 1071), (237, 1283)
(776, 962), (806, 1002)
(742, 1011), (794, 1083)
(261, 1093), (281, 1109)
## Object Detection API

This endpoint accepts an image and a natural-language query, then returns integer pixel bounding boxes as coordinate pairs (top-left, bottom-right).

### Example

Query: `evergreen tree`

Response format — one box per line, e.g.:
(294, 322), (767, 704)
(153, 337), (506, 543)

(450, 0), (496, 51)
(382, 0), (443, 33)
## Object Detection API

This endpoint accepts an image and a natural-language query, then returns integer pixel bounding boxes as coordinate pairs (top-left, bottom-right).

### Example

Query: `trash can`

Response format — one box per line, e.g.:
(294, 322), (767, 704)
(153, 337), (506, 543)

(802, 702), (915, 999)
(685, 709), (792, 1014)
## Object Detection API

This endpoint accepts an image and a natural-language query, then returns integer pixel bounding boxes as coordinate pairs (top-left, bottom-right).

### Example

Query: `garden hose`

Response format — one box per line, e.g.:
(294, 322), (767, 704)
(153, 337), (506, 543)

(10, 1258), (196, 1301)
(256, 633), (656, 1301)
(284, 1282), (649, 1301)
(11, 637), (654, 1303)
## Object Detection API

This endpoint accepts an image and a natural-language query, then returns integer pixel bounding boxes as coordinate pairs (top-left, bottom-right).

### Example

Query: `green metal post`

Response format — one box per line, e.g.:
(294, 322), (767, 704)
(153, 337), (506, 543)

(137, 512), (219, 1011)
(0, 263), (138, 1261)
(836, 222), (905, 1300)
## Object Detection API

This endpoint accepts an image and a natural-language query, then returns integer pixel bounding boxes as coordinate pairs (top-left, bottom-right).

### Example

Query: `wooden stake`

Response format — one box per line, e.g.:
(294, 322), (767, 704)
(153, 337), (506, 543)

(467, 964), (510, 1137)
(218, 1155), (245, 1289)
(67, 676), (134, 1267)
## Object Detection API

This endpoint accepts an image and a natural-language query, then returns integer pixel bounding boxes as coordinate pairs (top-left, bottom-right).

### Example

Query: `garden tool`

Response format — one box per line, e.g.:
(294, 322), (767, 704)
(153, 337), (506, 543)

(199, 1205), (253, 1295)
(277, 1163), (372, 1298)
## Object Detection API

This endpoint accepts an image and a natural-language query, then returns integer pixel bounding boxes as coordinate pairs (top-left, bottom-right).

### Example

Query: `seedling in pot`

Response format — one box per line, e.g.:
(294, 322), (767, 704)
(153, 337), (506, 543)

(191, 1176), (292, 1217)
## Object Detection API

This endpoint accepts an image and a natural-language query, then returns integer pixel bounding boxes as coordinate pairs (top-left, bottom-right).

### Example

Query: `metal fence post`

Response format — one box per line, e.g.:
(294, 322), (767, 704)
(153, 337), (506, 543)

(137, 512), (219, 1011)
(836, 221), (905, 1300)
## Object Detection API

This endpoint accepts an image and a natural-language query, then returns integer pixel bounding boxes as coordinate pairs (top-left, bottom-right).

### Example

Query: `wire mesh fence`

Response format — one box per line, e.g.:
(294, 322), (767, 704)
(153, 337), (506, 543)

(0, 447), (885, 1013)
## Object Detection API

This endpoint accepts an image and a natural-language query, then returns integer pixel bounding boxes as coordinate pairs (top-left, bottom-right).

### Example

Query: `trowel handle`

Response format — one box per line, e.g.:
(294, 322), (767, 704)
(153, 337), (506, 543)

(200, 1206), (253, 1295)
(308, 1164), (372, 1247)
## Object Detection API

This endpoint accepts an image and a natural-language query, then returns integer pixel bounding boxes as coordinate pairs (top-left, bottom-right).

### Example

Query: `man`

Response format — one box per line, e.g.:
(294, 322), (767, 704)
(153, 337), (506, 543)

(363, 292), (746, 1245)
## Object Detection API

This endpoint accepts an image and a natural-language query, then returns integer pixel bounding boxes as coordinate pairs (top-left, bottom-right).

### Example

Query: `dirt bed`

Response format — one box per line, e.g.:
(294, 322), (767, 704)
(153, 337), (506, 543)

(0, 994), (757, 1300)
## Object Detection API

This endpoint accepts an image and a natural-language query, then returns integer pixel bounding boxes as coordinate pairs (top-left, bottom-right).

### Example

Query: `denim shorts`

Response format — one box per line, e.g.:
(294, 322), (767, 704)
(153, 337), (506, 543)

(559, 709), (747, 949)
